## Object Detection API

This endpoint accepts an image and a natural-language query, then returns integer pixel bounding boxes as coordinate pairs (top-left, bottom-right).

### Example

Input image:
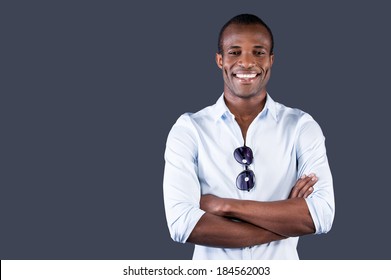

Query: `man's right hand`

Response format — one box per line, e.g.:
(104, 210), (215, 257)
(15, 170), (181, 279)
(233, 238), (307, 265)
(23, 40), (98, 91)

(289, 174), (317, 199)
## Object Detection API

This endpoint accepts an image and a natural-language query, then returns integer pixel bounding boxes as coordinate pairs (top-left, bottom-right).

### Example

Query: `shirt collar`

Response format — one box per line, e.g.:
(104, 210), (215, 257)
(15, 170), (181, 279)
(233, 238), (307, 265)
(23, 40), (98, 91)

(212, 92), (279, 122)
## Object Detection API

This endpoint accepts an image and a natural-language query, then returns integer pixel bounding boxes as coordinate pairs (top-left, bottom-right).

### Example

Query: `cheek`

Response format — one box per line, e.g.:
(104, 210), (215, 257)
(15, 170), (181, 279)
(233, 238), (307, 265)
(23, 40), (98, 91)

(259, 62), (272, 73)
(222, 66), (231, 78)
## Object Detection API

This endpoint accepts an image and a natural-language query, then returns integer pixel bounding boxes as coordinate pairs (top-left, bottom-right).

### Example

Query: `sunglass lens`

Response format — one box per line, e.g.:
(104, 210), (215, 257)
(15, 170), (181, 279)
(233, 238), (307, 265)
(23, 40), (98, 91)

(236, 170), (255, 191)
(234, 146), (253, 165)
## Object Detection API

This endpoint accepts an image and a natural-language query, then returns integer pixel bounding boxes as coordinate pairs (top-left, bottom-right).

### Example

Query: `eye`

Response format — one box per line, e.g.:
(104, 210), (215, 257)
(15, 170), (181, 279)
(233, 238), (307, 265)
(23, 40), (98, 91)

(228, 50), (241, 56)
(254, 50), (266, 56)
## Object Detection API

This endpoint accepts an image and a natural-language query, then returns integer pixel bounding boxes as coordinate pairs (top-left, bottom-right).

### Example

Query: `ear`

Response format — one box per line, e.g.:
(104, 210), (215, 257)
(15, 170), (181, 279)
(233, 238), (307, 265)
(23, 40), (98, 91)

(215, 53), (223, 69)
(270, 54), (275, 66)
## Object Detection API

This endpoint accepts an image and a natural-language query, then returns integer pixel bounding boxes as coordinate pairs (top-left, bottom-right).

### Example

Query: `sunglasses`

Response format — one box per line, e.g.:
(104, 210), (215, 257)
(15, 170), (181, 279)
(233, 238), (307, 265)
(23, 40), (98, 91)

(233, 146), (255, 191)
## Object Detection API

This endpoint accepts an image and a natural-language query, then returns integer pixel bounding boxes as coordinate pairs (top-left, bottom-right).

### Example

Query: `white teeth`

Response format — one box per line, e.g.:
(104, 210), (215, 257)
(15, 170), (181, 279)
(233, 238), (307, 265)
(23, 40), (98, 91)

(236, 73), (257, 79)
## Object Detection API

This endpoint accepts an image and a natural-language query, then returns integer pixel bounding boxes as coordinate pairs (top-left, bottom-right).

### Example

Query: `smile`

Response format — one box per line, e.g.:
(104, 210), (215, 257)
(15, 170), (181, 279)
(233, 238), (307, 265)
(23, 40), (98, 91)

(235, 73), (258, 79)
(232, 72), (260, 83)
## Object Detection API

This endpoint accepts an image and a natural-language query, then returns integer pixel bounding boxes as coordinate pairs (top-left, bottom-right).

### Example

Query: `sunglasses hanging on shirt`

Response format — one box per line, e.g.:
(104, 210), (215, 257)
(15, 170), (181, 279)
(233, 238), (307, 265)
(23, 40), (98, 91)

(233, 146), (255, 191)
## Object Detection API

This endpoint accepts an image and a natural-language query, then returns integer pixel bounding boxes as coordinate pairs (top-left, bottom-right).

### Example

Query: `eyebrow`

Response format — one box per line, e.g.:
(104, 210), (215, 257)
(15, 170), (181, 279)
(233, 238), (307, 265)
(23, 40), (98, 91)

(227, 45), (267, 49)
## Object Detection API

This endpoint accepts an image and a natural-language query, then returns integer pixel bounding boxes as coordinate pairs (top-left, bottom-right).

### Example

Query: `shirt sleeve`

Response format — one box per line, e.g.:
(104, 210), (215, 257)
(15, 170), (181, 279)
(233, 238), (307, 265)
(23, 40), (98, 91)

(163, 114), (206, 243)
(296, 114), (335, 234)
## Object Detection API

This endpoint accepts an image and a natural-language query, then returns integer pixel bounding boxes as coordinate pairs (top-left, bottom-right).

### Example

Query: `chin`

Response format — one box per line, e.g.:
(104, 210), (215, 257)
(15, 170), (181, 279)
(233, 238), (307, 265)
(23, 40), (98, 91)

(234, 91), (262, 99)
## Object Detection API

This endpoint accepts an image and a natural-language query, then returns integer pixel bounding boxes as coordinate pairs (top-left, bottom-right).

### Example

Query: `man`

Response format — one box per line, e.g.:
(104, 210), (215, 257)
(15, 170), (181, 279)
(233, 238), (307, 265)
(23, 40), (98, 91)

(163, 14), (334, 259)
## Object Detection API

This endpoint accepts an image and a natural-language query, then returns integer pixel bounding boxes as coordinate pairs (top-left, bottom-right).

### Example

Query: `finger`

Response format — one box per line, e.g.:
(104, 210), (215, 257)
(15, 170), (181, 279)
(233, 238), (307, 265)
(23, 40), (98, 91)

(298, 175), (317, 197)
(290, 175), (312, 198)
(291, 173), (317, 197)
(298, 184), (314, 198)
(303, 187), (314, 198)
(290, 175), (307, 197)
(297, 185), (311, 197)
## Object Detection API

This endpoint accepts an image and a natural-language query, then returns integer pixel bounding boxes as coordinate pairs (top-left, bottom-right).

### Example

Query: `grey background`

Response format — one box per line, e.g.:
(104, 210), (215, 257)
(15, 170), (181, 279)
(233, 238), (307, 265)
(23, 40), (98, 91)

(1, 0), (390, 259)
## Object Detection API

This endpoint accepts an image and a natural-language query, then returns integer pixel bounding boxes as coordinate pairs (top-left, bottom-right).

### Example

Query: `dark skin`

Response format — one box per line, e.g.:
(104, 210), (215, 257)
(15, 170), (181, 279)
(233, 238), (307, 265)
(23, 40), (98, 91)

(218, 24), (274, 139)
(187, 23), (316, 248)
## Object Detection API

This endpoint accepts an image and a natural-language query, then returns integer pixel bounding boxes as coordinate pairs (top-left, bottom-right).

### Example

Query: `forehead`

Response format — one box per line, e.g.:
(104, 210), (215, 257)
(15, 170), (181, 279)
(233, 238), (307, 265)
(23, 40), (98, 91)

(221, 23), (272, 50)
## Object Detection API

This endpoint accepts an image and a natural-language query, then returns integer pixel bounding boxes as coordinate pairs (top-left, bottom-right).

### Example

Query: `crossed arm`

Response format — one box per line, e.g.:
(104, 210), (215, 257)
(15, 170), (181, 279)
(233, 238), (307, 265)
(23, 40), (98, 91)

(187, 174), (317, 248)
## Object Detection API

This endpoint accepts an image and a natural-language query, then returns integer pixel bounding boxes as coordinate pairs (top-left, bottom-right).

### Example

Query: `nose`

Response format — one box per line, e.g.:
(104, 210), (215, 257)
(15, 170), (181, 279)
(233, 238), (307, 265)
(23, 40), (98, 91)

(238, 53), (255, 68)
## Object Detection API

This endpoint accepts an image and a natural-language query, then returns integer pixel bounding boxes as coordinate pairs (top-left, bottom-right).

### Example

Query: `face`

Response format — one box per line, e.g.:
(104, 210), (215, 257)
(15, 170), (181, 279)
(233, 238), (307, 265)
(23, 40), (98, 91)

(216, 24), (274, 99)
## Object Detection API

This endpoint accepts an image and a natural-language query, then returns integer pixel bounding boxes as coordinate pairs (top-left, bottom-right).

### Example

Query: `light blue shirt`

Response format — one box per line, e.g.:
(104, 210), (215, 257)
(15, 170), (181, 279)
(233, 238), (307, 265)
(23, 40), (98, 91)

(163, 93), (335, 259)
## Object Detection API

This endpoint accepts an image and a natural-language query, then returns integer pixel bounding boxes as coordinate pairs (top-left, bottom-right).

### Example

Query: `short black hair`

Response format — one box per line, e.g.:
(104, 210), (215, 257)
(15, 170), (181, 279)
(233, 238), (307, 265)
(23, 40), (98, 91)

(217, 14), (274, 55)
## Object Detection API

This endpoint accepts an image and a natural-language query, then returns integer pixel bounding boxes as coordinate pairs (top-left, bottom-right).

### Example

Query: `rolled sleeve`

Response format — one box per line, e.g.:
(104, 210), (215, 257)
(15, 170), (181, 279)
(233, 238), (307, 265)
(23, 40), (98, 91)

(163, 115), (205, 243)
(296, 115), (335, 234)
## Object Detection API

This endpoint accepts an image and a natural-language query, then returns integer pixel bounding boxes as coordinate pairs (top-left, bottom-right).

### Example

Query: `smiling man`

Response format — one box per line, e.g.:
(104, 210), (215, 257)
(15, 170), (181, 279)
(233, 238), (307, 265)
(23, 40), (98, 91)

(163, 14), (335, 259)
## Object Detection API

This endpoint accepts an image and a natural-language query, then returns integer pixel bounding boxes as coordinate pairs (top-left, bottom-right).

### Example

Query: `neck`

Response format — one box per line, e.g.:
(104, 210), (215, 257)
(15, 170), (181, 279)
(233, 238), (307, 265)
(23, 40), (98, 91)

(224, 91), (267, 120)
(224, 91), (267, 143)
